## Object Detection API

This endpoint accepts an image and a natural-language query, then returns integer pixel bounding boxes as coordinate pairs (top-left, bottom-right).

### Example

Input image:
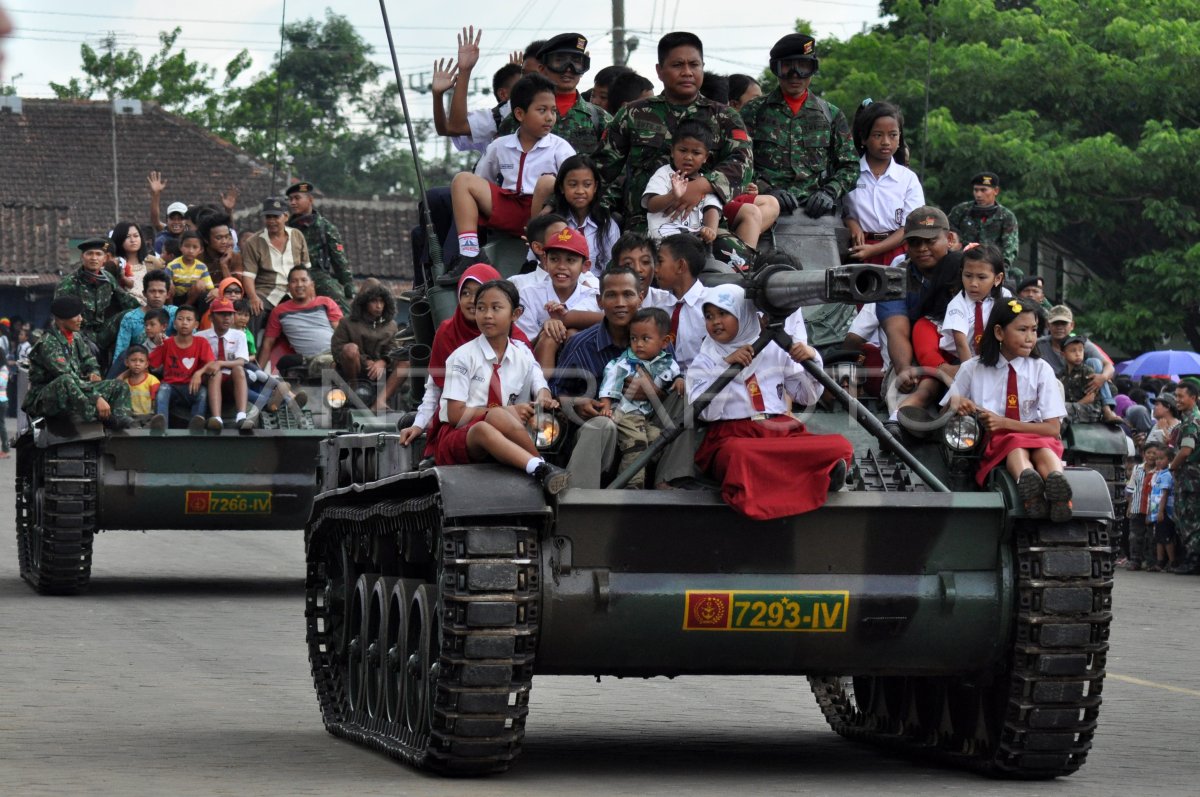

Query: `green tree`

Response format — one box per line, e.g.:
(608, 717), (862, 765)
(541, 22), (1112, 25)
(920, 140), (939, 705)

(808, 0), (1200, 351)
(49, 28), (233, 115)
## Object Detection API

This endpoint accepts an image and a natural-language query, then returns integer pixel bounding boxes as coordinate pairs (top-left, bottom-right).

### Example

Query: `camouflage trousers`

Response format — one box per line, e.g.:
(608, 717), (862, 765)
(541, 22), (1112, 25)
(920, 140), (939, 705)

(28, 375), (131, 423)
(1176, 465), (1200, 563)
(614, 409), (665, 490)
(311, 270), (352, 314)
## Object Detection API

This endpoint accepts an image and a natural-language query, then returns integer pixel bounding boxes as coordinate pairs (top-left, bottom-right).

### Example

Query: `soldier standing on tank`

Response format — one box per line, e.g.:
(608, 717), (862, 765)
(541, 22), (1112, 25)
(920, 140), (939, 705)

(55, 238), (140, 361)
(947, 172), (1021, 279)
(738, 33), (858, 221)
(286, 182), (355, 313)
(595, 31), (753, 233)
(1168, 380), (1200, 574)
(22, 295), (134, 430)
(496, 33), (611, 156)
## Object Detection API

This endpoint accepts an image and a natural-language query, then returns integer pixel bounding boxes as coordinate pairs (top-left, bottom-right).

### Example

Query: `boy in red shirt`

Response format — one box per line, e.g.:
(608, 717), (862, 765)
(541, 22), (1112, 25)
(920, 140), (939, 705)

(148, 304), (215, 432)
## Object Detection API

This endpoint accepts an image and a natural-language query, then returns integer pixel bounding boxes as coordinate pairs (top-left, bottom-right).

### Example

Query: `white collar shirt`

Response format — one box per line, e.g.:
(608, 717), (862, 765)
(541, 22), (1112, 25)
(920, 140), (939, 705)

(474, 131), (576, 195)
(942, 354), (1066, 422)
(687, 344), (824, 421)
(939, 289), (1011, 351)
(842, 156), (926, 234)
(195, 327), (249, 376)
(514, 278), (600, 340)
(642, 286), (677, 310)
(439, 336), (547, 422)
(671, 279), (710, 371)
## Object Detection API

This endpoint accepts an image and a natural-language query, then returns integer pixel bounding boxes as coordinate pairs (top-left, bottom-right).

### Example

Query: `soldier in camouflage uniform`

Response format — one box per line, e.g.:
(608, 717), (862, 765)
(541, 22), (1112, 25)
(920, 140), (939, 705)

(22, 295), (132, 430)
(739, 33), (858, 219)
(947, 172), (1021, 279)
(1169, 380), (1200, 574)
(54, 238), (140, 357)
(286, 182), (355, 314)
(594, 31), (753, 233)
(497, 33), (611, 155)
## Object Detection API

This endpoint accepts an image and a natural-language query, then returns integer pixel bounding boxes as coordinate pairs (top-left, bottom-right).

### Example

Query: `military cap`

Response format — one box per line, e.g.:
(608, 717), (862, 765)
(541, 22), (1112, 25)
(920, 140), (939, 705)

(542, 226), (589, 259)
(1017, 275), (1045, 292)
(972, 171), (1000, 188)
(50, 295), (85, 319)
(537, 33), (588, 58)
(1047, 305), (1073, 324)
(77, 237), (109, 252)
(261, 197), (287, 216)
(285, 182), (314, 196)
(1156, 392), (1177, 410)
(769, 33), (817, 61)
(902, 206), (950, 239)
(1062, 335), (1087, 349)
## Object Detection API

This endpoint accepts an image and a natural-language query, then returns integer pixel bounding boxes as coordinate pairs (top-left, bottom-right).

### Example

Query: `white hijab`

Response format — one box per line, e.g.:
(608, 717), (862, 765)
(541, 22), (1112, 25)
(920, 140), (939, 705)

(697, 284), (762, 369)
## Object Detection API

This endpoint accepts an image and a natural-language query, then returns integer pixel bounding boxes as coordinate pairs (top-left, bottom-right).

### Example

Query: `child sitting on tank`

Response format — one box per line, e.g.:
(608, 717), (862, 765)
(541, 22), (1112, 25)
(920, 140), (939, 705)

(142, 308), (170, 355)
(118, 344), (166, 430)
(1060, 336), (1102, 425)
(686, 285), (853, 519)
(597, 307), (684, 489)
(611, 232), (674, 309)
(513, 227), (601, 372)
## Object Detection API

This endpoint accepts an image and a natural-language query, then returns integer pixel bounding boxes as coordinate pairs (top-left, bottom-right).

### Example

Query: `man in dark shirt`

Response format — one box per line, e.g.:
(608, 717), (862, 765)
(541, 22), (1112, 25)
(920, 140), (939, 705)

(551, 266), (642, 487)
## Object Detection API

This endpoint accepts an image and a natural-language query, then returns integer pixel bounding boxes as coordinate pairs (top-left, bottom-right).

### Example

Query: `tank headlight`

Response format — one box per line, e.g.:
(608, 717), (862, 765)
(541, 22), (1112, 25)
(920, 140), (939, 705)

(325, 388), (347, 409)
(943, 414), (981, 452)
(534, 415), (560, 449)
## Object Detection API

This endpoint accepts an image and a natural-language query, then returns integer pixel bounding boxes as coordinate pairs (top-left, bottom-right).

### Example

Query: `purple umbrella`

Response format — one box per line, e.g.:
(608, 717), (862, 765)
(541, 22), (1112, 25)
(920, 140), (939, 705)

(1114, 349), (1200, 378)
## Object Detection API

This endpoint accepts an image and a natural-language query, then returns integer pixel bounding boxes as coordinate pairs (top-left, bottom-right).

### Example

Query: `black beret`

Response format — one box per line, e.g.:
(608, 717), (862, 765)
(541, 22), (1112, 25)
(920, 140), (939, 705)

(537, 33), (588, 58)
(769, 33), (817, 61)
(972, 171), (1000, 188)
(50, 295), (85, 319)
(285, 182), (314, 196)
(1017, 275), (1044, 292)
(77, 237), (109, 253)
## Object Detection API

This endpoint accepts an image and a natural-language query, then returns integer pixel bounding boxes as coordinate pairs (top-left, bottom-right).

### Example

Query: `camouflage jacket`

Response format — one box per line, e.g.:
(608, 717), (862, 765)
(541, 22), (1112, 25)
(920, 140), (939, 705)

(948, 201), (1020, 270)
(289, 211), (354, 289)
(739, 87), (858, 203)
(1061, 362), (1102, 423)
(22, 327), (99, 412)
(498, 93), (612, 155)
(55, 267), (140, 340)
(594, 93), (753, 231)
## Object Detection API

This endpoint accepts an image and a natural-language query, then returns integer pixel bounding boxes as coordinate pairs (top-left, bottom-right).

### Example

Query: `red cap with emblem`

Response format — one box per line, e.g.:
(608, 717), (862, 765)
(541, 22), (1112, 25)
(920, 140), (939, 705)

(543, 226), (590, 259)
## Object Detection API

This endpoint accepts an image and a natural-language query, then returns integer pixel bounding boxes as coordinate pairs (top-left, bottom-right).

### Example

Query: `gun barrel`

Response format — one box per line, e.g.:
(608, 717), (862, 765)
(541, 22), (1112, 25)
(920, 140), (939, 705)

(755, 264), (906, 317)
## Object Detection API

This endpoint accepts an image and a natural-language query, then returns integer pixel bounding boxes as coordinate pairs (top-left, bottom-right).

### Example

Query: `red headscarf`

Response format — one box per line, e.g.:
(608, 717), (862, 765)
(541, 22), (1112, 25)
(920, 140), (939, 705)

(428, 264), (528, 387)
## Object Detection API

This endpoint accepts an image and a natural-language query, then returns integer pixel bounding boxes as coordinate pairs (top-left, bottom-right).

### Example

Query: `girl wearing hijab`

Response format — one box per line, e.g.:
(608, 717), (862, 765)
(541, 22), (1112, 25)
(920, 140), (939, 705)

(399, 264), (530, 454)
(687, 285), (853, 520)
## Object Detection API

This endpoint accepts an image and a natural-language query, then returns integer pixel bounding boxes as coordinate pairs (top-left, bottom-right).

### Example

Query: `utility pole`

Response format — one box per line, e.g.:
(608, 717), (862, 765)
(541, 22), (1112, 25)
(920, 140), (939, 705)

(612, 0), (626, 66)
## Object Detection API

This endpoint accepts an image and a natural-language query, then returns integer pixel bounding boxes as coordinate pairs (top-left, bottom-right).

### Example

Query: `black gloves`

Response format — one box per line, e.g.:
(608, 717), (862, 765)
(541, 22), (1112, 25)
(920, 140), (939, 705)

(804, 188), (837, 218)
(771, 189), (799, 215)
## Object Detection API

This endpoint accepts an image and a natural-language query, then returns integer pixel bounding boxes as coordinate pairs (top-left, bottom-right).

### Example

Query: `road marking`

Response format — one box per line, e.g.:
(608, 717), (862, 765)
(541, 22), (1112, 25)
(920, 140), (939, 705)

(1108, 672), (1200, 698)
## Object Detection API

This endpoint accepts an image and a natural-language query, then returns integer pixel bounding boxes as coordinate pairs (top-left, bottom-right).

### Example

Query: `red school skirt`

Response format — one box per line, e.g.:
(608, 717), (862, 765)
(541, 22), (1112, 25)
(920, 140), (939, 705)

(975, 429), (1064, 486)
(694, 417), (854, 521)
(433, 416), (490, 466)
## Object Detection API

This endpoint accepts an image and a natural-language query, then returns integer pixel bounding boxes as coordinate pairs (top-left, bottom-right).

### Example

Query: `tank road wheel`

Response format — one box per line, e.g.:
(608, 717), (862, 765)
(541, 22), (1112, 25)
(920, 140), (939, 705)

(810, 518), (1112, 779)
(347, 573), (378, 713)
(404, 583), (435, 737)
(384, 579), (416, 723)
(365, 577), (396, 718)
(15, 443), (98, 595)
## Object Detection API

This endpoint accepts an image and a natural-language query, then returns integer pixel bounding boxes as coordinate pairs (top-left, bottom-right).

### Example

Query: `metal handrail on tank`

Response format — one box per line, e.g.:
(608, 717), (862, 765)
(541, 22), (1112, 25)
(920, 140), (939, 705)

(606, 263), (950, 492)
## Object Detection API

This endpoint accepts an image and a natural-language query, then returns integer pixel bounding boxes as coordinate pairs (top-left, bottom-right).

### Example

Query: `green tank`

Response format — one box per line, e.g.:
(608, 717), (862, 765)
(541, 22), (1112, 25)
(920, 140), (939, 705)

(14, 418), (327, 594)
(302, 242), (1115, 778)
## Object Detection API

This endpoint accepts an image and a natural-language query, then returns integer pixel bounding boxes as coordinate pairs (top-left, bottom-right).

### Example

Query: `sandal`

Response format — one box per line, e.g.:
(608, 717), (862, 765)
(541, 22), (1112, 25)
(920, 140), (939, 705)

(1044, 471), (1074, 523)
(1017, 468), (1048, 518)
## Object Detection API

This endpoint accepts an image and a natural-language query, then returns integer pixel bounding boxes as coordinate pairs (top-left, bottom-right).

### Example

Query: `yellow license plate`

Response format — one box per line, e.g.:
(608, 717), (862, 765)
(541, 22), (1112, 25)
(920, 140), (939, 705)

(185, 491), (272, 515)
(684, 590), (849, 632)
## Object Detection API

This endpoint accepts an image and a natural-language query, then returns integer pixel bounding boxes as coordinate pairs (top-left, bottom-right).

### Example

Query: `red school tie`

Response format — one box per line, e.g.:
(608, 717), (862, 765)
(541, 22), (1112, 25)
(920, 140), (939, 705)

(1005, 364), (1021, 420)
(973, 301), (984, 353)
(217, 336), (226, 361)
(669, 302), (682, 343)
(486, 362), (503, 408)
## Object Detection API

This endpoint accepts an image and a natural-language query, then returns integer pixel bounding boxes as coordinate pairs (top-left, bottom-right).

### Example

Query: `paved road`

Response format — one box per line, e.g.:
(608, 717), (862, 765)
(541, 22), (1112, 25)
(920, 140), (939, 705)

(2, 454), (1200, 796)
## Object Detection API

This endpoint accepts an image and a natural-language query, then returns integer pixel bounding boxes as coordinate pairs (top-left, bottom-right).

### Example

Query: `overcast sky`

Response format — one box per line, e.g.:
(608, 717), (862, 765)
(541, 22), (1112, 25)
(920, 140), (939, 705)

(4, 0), (886, 114)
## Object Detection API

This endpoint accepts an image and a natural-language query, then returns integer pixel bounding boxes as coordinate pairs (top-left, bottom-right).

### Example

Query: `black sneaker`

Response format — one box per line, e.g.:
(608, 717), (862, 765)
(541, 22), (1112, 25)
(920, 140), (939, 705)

(827, 459), (848, 495)
(188, 415), (206, 435)
(1044, 471), (1073, 523)
(1017, 468), (1049, 519)
(533, 462), (571, 496)
(435, 252), (492, 287)
(105, 414), (134, 431)
(148, 414), (168, 434)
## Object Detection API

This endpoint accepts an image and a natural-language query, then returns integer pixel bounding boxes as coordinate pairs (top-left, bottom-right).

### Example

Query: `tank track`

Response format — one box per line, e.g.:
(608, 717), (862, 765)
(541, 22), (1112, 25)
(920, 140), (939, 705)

(306, 493), (539, 774)
(809, 516), (1112, 778)
(15, 442), (100, 595)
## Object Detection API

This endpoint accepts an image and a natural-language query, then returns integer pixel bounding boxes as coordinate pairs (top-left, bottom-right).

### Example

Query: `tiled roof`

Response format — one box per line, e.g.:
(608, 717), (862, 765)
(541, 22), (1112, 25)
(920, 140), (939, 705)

(0, 99), (419, 284)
